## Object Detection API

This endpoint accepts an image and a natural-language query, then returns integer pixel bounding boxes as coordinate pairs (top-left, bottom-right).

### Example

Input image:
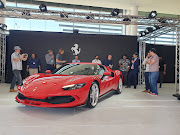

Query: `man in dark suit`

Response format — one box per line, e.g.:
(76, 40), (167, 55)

(126, 52), (140, 89)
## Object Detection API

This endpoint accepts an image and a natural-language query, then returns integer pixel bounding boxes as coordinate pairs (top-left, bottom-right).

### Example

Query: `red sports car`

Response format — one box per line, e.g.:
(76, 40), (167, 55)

(16, 63), (123, 108)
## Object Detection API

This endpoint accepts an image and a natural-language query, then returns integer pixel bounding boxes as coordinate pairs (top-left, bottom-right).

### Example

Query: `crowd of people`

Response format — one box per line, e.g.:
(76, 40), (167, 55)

(10, 46), (167, 96)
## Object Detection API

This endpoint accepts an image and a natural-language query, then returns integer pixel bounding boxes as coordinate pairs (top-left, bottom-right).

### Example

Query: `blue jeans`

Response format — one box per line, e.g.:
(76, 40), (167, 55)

(145, 72), (150, 91)
(149, 71), (159, 95)
(10, 70), (22, 89)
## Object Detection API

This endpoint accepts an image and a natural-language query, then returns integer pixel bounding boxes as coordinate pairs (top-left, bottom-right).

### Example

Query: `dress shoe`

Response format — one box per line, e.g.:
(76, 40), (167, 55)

(9, 89), (18, 92)
(125, 86), (131, 88)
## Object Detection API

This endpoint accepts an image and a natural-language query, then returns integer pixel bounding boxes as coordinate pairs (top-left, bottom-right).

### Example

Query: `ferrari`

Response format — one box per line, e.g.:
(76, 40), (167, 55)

(16, 63), (123, 108)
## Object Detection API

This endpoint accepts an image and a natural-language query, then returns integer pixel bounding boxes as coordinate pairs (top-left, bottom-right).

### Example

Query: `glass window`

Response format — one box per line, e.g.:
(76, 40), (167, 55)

(30, 19), (46, 31)
(13, 18), (31, 30)
(5, 0), (123, 35)
(55, 64), (103, 75)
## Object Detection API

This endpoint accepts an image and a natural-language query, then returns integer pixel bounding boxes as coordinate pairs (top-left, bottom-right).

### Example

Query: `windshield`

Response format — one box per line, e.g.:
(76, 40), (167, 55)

(54, 64), (105, 75)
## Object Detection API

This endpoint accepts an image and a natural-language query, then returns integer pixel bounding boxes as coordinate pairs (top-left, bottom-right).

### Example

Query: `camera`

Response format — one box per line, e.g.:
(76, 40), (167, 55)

(23, 53), (28, 58)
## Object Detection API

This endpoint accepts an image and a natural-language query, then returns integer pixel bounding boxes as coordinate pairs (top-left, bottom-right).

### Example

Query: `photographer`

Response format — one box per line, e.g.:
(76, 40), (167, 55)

(10, 46), (28, 92)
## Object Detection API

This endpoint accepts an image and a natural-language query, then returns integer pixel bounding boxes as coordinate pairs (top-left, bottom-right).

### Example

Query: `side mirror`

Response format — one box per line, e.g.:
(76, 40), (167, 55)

(46, 70), (51, 74)
(103, 72), (111, 76)
(101, 72), (111, 80)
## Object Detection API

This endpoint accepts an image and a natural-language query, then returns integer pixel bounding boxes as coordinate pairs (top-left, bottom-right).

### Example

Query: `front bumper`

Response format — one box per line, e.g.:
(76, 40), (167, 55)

(16, 92), (85, 108)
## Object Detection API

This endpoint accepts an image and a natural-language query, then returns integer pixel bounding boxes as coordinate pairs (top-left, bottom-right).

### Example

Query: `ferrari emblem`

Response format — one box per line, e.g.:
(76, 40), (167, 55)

(71, 43), (81, 55)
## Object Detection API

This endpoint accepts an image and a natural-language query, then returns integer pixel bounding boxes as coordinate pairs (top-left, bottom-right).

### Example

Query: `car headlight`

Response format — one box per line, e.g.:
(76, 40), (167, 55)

(62, 83), (86, 90)
(23, 79), (26, 84)
(18, 80), (25, 86)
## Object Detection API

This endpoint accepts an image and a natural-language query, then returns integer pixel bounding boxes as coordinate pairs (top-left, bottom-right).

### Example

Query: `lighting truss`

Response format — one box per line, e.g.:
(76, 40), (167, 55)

(0, 30), (6, 83)
(137, 26), (177, 86)
(174, 27), (180, 100)
(0, 7), (179, 27)
(138, 27), (176, 41)
(138, 41), (146, 85)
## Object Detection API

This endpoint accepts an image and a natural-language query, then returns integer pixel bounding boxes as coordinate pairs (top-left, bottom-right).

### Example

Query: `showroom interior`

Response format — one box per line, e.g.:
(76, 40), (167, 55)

(0, 0), (180, 134)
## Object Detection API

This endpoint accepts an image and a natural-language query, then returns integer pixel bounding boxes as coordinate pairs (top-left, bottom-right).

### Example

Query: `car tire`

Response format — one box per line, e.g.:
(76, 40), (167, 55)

(116, 77), (123, 94)
(86, 82), (99, 108)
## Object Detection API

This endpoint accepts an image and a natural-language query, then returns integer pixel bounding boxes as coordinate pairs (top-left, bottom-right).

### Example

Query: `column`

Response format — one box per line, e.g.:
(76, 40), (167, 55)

(125, 6), (138, 36)
(125, 9), (131, 35)
(130, 6), (138, 36)
(0, 0), (6, 24)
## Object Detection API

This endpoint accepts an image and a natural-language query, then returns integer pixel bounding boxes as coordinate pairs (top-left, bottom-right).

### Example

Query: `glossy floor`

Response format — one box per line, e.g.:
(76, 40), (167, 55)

(0, 83), (180, 135)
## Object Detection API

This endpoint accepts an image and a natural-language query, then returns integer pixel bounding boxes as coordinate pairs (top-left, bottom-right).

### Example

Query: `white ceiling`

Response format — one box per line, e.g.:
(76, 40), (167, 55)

(36, 0), (180, 15)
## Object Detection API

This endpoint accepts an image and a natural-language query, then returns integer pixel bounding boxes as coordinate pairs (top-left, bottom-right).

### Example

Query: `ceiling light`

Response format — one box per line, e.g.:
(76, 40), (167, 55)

(158, 18), (167, 23)
(60, 13), (68, 18)
(86, 12), (94, 19)
(73, 29), (79, 34)
(0, 23), (7, 30)
(148, 11), (157, 19)
(139, 31), (146, 37)
(111, 8), (120, 16)
(145, 27), (153, 34)
(123, 18), (131, 21)
(39, 4), (47, 12)
(22, 10), (31, 16)
(152, 26), (161, 30)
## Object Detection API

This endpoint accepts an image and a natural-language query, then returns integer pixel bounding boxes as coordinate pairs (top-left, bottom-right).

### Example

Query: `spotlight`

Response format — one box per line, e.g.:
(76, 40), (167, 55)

(22, 10), (31, 16)
(86, 12), (94, 19)
(145, 27), (153, 34)
(0, 23), (7, 30)
(148, 11), (157, 19)
(0, 0), (5, 9)
(139, 31), (146, 37)
(60, 13), (68, 18)
(86, 16), (91, 19)
(73, 29), (79, 34)
(123, 18), (131, 21)
(152, 26), (160, 30)
(39, 4), (47, 12)
(111, 8), (120, 16)
(158, 18), (167, 23)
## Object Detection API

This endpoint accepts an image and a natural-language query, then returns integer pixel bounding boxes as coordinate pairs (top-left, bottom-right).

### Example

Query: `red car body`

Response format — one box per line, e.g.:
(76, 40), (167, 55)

(16, 63), (122, 108)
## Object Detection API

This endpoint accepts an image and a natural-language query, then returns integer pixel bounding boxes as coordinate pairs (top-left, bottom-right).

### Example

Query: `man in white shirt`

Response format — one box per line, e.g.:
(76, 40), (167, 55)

(10, 46), (28, 92)
(92, 55), (102, 64)
(142, 52), (151, 92)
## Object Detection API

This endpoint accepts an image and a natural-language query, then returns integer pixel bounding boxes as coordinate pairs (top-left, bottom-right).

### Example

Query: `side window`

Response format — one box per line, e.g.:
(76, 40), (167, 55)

(111, 72), (115, 77)
(97, 65), (106, 75)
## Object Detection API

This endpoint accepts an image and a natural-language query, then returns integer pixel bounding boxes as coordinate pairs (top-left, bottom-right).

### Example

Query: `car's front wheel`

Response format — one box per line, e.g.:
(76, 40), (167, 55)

(116, 77), (122, 94)
(87, 82), (99, 108)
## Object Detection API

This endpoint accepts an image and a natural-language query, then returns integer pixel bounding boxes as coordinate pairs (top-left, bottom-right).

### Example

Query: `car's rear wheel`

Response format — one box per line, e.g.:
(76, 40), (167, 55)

(87, 82), (99, 108)
(116, 77), (122, 94)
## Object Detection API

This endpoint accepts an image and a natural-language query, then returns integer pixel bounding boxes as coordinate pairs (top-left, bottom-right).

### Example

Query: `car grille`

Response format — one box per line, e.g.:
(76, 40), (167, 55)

(17, 93), (75, 104)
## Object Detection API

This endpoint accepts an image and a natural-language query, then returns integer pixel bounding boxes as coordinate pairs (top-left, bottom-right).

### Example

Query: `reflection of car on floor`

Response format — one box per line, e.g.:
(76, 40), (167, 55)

(16, 63), (123, 108)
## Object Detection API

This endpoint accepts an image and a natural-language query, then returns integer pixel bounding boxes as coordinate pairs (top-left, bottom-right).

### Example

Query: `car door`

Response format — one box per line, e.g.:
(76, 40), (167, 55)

(98, 65), (114, 96)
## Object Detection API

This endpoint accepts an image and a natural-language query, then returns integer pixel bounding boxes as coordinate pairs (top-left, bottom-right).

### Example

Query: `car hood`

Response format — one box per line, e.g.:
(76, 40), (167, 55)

(19, 73), (99, 96)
